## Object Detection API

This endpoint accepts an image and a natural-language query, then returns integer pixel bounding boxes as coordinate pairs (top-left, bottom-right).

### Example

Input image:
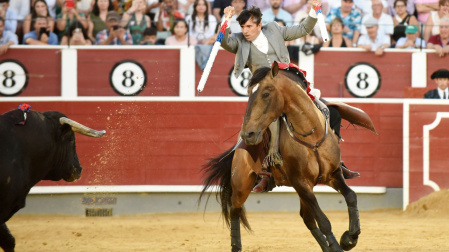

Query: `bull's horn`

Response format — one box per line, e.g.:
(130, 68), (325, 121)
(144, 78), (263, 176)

(60, 117), (106, 137)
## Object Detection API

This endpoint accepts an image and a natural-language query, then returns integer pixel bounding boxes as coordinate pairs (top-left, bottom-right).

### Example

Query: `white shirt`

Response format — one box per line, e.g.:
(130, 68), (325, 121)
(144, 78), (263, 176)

(9, 0), (30, 20)
(185, 15), (218, 42)
(354, 0), (388, 15)
(438, 88), (448, 99)
(357, 33), (391, 51)
(252, 31), (269, 54)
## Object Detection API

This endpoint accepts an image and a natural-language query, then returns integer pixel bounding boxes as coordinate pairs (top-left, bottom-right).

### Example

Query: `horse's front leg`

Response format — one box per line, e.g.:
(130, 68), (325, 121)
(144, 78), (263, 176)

(329, 171), (360, 251)
(293, 182), (343, 252)
(230, 149), (258, 252)
(300, 200), (330, 252)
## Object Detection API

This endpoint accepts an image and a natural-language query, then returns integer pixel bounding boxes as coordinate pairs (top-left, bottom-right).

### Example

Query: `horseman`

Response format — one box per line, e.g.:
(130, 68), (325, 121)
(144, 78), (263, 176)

(220, 3), (362, 192)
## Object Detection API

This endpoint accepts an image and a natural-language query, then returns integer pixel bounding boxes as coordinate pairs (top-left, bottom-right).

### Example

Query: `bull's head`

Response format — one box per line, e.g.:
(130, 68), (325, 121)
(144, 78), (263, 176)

(43, 112), (105, 182)
(59, 117), (105, 182)
(241, 63), (284, 145)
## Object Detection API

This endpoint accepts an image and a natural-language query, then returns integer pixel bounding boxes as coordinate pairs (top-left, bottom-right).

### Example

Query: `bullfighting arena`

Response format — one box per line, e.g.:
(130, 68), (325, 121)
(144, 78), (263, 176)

(8, 190), (449, 252)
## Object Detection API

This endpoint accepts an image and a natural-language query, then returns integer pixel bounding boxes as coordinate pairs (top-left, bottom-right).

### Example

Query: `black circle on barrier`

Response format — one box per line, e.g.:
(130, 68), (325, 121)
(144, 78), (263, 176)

(345, 62), (381, 98)
(109, 60), (147, 96)
(0, 59), (29, 96)
(228, 67), (252, 96)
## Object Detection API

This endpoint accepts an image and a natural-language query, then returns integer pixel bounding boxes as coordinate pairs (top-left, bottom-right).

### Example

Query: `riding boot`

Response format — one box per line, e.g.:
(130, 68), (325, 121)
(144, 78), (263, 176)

(263, 120), (283, 168)
(340, 161), (360, 179)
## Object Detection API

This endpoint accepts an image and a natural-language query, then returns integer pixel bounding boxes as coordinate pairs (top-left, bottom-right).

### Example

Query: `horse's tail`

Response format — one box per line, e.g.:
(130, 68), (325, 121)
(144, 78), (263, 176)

(198, 146), (251, 231)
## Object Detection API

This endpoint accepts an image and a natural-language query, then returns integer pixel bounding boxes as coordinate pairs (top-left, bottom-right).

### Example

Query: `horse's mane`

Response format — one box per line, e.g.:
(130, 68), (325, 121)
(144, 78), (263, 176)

(248, 67), (309, 91)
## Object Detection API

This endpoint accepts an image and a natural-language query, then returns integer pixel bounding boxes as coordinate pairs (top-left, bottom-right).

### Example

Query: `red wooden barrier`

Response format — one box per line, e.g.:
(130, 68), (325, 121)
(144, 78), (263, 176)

(0, 100), (402, 188)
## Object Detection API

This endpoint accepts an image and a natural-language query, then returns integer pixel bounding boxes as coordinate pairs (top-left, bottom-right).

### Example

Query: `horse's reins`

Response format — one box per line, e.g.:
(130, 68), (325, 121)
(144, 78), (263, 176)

(281, 114), (328, 184)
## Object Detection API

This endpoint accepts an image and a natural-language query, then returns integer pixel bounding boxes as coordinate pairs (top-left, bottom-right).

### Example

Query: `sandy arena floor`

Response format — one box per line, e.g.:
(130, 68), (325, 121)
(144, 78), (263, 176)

(6, 190), (449, 252)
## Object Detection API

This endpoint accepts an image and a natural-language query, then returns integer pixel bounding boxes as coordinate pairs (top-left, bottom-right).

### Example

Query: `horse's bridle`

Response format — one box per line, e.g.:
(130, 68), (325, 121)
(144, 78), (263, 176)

(281, 114), (328, 184)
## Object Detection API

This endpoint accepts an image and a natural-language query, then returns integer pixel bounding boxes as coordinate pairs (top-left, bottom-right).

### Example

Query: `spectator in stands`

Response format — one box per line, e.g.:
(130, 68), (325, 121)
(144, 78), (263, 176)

(23, 16), (59, 45)
(327, 0), (341, 15)
(156, 0), (185, 31)
(225, 0), (246, 33)
(165, 18), (198, 45)
(96, 10), (133, 45)
(361, 0), (393, 41)
(427, 17), (449, 56)
(9, 0), (30, 23)
(326, 0), (362, 45)
(77, 0), (94, 16)
(146, 0), (162, 23)
(386, 0), (415, 17)
(139, 26), (158, 44)
(395, 25), (426, 48)
(111, 0), (128, 14)
(353, 0), (387, 16)
(262, 0), (293, 25)
(214, 0), (244, 21)
(121, 0), (152, 45)
(424, 0), (449, 42)
(415, 0), (440, 24)
(424, 69), (449, 99)
(38, 0), (60, 19)
(0, 16), (17, 56)
(60, 20), (92, 45)
(88, 0), (114, 42)
(323, 17), (353, 47)
(391, 0), (419, 46)
(56, 1), (89, 40)
(0, 0), (17, 33)
(185, 0), (217, 44)
(284, 0), (328, 20)
(357, 17), (390, 55)
(247, 0), (270, 13)
(178, 0), (196, 14)
(23, 0), (56, 35)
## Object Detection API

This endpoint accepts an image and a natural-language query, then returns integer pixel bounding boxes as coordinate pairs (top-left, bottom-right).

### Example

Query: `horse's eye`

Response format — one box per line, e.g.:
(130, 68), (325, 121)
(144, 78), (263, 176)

(262, 92), (270, 98)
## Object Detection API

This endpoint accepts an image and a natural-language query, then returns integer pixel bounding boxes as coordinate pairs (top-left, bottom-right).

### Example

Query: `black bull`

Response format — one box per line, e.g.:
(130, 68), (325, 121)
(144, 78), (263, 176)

(0, 109), (105, 252)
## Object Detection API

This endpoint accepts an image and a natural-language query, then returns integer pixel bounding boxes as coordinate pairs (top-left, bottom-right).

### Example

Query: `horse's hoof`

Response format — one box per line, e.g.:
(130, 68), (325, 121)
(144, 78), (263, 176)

(231, 244), (241, 252)
(340, 231), (358, 251)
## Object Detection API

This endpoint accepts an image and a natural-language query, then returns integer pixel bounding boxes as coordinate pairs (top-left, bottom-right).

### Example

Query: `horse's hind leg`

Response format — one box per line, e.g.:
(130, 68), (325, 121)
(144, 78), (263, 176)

(329, 172), (360, 251)
(0, 223), (15, 252)
(300, 200), (330, 252)
(230, 149), (258, 252)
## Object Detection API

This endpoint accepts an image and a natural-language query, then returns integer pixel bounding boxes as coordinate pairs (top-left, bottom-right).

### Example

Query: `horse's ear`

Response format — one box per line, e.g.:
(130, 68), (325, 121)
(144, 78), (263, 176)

(271, 61), (279, 78)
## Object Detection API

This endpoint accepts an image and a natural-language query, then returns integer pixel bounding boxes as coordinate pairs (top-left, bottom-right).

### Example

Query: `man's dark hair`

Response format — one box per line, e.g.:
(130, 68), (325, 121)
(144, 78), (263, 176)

(393, 0), (406, 7)
(274, 18), (286, 26)
(0, 0), (9, 3)
(236, 6), (262, 26)
(144, 27), (158, 36)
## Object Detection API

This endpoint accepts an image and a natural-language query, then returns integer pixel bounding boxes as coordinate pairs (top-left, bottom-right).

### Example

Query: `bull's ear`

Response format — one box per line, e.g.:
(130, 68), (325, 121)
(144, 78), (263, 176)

(271, 61), (279, 78)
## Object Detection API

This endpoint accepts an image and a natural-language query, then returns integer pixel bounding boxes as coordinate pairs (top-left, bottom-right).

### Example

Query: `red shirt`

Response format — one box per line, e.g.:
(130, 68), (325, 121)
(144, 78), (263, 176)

(428, 35), (449, 46)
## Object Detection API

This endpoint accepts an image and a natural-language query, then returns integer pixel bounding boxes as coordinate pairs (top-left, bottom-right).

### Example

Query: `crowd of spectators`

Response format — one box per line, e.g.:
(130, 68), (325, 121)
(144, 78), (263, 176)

(0, 0), (448, 58)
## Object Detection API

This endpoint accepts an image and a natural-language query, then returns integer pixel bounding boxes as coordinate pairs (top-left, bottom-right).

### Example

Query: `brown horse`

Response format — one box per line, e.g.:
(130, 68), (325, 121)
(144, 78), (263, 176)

(199, 62), (360, 252)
